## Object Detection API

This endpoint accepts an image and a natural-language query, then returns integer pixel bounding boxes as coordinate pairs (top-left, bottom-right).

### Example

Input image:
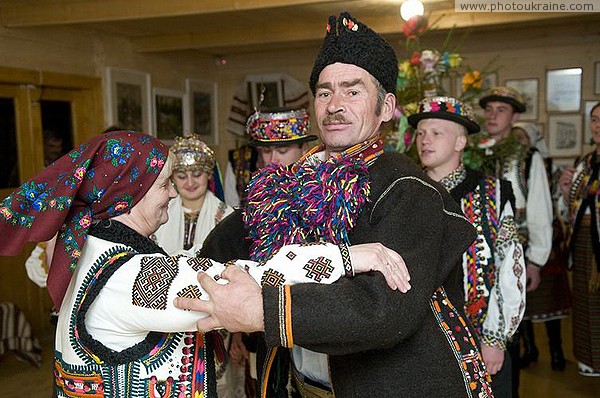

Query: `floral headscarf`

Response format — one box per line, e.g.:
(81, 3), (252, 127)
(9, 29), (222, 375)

(0, 130), (168, 308)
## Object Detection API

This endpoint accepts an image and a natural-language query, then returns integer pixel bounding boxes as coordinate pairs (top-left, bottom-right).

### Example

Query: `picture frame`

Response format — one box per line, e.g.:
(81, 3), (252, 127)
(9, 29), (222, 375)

(546, 68), (582, 113)
(584, 100), (599, 146)
(104, 67), (152, 133)
(505, 78), (539, 121)
(547, 114), (582, 157)
(184, 79), (218, 146)
(455, 75), (463, 98)
(247, 73), (285, 110)
(153, 88), (185, 142)
(595, 62), (600, 95)
(482, 72), (497, 91)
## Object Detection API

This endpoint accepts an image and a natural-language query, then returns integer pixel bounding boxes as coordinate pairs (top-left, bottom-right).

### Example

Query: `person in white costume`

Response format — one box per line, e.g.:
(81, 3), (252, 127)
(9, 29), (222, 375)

(153, 134), (233, 253)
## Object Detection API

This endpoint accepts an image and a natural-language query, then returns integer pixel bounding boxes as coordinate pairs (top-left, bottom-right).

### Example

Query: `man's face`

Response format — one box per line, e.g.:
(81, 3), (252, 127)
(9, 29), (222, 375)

(314, 63), (395, 156)
(257, 143), (307, 166)
(483, 101), (519, 140)
(416, 118), (466, 171)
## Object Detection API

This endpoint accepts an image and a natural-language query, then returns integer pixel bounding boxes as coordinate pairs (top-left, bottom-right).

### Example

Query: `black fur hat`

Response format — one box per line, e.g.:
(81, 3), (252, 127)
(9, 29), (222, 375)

(309, 12), (399, 95)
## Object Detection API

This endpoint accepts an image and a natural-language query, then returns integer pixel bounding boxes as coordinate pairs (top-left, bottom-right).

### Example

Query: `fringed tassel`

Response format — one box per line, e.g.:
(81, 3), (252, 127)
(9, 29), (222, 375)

(244, 157), (370, 262)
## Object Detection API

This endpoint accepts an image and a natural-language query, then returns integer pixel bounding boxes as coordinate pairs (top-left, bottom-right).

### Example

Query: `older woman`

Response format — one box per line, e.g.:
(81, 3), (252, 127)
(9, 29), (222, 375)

(559, 103), (600, 377)
(0, 131), (408, 397)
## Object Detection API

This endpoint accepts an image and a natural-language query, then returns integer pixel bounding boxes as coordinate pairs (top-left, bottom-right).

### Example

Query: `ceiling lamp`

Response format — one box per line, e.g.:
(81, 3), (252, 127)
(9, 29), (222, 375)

(400, 0), (425, 21)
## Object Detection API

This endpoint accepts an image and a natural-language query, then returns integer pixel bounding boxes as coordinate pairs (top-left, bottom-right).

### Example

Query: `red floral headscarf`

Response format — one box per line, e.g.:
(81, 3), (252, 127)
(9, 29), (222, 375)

(0, 130), (168, 308)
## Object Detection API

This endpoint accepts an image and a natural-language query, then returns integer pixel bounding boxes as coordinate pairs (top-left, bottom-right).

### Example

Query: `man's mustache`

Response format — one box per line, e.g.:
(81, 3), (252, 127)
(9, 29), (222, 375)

(322, 114), (349, 124)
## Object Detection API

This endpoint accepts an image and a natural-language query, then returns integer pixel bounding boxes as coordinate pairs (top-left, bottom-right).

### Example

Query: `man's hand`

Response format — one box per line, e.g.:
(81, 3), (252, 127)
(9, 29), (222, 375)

(481, 344), (505, 375)
(349, 243), (411, 293)
(174, 266), (264, 333)
(526, 262), (541, 292)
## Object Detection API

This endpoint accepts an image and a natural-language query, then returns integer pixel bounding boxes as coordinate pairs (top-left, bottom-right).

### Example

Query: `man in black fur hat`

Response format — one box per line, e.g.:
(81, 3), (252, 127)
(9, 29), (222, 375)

(176, 12), (493, 397)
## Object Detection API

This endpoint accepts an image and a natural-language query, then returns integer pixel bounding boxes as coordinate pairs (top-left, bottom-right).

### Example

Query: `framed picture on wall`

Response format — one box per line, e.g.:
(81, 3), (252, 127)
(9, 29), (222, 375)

(584, 100), (599, 146)
(247, 73), (285, 110)
(547, 114), (582, 157)
(184, 79), (218, 146)
(153, 88), (185, 142)
(505, 78), (539, 121)
(546, 68), (582, 113)
(482, 72), (497, 91)
(104, 67), (152, 133)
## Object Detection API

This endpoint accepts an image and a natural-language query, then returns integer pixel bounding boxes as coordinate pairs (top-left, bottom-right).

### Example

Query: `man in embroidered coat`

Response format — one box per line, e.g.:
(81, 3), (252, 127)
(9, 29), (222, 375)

(412, 96), (526, 397)
(468, 86), (553, 396)
(177, 12), (491, 397)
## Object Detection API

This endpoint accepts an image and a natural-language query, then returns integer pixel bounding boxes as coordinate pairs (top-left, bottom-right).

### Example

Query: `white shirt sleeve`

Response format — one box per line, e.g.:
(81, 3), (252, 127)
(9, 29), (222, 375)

(87, 243), (349, 350)
(481, 195), (526, 349)
(525, 152), (553, 266)
(224, 161), (241, 208)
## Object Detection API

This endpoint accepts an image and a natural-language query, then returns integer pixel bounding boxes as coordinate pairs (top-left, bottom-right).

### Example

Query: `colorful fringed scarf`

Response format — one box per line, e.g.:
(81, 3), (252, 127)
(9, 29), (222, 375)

(243, 137), (383, 261)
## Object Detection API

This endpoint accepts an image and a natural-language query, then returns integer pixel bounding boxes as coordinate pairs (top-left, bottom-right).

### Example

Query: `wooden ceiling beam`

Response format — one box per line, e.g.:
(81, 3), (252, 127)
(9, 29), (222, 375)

(132, 9), (576, 53)
(0, 0), (352, 26)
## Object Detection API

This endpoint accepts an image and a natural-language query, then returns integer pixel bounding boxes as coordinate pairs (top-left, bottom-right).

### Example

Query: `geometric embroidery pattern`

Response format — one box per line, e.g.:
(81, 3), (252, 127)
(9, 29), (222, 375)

(339, 243), (353, 277)
(261, 269), (285, 287)
(303, 256), (333, 282)
(132, 255), (180, 310)
(286, 251), (296, 260)
(177, 285), (202, 300)
(187, 257), (214, 272)
(299, 242), (322, 247)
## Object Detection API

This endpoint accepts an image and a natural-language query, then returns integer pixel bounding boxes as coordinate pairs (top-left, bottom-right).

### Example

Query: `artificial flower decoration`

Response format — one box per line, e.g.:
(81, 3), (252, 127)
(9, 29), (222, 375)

(402, 15), (428, 39)
(387, 15), (496, 155)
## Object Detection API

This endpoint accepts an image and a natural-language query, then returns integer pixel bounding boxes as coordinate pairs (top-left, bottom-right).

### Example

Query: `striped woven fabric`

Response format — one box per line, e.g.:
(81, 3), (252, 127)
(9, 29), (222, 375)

(0, 301), (42, 367)
(572, 216), (600, 370)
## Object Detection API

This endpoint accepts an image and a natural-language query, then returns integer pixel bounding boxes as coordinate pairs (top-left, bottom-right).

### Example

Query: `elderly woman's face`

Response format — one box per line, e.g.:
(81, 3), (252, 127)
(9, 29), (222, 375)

(128, 158), (177, 237)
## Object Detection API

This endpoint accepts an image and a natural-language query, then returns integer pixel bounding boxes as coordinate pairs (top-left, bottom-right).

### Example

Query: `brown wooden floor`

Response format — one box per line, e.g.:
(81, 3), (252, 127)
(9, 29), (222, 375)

(0, 319), (599, 397)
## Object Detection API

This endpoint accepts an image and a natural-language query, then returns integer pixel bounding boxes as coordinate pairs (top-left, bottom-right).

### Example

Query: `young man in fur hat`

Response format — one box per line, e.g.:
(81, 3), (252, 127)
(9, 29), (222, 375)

(177, 12), (493, 397)
(412, 96), (526, 397)
(471, 86), (553, 396)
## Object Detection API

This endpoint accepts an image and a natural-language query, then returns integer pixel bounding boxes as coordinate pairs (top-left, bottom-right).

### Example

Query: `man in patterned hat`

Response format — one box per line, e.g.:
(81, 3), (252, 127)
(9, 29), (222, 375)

(176, 12), (493, 397)
(412, 96), (526, 398)
(247, 107), (318, 167)
(223, 108), (317, 207)
(473, 86), (553, 397)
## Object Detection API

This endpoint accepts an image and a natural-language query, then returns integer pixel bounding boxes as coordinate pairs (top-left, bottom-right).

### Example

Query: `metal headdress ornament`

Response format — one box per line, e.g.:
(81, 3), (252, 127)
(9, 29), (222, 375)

(170, 133), (215, 173)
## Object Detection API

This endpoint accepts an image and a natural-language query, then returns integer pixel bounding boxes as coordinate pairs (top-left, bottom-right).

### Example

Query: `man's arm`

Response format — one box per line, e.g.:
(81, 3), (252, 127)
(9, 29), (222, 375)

(178, 175), (475, 356)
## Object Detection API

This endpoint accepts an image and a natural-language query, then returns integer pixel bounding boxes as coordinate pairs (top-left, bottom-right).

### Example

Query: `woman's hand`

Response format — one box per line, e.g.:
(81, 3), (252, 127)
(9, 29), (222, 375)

(558, 167), (576, 198)
(349, 243), (411, 293)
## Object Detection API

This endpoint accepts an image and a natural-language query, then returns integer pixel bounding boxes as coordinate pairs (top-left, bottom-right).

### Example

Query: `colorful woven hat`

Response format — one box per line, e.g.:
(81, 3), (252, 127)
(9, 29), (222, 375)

(408, 96), (480, 134)
(246, 108), (317, 146)
(309, 12), (399, 95)
(170, 133), (215, 174)
(479, 86), (526, 113)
